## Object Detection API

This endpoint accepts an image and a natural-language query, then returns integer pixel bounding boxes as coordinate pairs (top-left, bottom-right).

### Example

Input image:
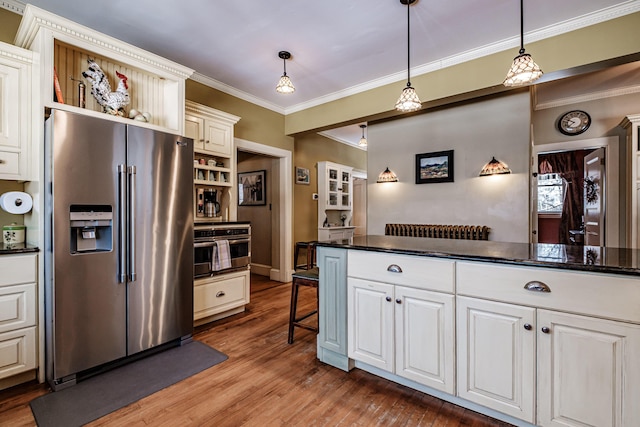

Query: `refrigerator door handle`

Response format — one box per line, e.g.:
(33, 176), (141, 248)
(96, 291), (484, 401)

(118, 165), (127, 283)
(128, 165), (137, 282)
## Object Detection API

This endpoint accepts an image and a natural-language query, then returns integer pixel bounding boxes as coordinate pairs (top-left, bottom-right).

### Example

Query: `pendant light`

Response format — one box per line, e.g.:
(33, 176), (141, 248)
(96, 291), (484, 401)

(503, 0), (543, 87)
(276, 51), (295, 94)
(479, 157), (512, 176)
(358, 124), (368, 147)
(377, 167), (399, 183)
(395, 0), (421, 112)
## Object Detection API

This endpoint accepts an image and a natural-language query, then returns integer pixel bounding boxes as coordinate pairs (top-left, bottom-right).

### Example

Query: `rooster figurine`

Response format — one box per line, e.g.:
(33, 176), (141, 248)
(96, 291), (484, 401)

(81, 59), (130, 116)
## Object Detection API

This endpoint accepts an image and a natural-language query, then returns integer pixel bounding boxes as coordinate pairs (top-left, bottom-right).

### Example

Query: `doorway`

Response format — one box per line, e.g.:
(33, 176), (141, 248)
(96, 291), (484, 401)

(531, 136), (619, 247)
(236, 138), (293, 283)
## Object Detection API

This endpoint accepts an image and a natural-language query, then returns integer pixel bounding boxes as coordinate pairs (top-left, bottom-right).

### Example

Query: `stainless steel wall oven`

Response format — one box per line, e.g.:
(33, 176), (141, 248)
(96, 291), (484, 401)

(194, 223), (251, 278)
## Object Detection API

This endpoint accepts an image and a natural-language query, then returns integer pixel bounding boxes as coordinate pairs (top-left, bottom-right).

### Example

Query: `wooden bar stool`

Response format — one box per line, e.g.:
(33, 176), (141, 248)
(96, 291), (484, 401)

(294, 241), (317, 270)
(288, 267), (319, 344)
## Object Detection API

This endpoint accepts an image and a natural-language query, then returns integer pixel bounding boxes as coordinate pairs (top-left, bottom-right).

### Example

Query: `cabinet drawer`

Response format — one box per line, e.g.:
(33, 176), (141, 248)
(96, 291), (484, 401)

(0, 284), (36, 333)
(0, 151), (20, 176)
(194, 272), (248, 320)
(348, 250), (454, 293)
(0, 254), (36, 287)
(0, 326), (36, 380)
(457, 261), (640, 323)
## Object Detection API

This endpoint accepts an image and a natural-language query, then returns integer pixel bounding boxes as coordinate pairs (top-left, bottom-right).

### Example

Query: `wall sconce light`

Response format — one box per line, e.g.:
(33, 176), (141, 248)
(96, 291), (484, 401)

(377, 167), (399, 183)
(503, 0), (543, 87)
(276, 51), (295, 94)
(395, 0), (421, 113)
(358, 124), (368, 147)
(479, 157), (512, 176)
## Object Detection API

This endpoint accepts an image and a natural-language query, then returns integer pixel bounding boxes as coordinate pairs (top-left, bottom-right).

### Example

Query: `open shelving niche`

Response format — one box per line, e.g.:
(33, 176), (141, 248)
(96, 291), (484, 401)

(15, 4), (194, 136)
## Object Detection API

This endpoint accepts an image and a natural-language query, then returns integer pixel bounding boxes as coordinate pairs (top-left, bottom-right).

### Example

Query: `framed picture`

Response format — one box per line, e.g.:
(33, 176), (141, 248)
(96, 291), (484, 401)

(238, 170), (266, 206)
(295, 166), (310, 185)
(415, 150), (454, 184)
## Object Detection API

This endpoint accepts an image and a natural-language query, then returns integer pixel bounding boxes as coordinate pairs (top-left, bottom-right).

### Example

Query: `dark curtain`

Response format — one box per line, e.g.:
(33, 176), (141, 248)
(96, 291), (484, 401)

(539, 150), (592, 244)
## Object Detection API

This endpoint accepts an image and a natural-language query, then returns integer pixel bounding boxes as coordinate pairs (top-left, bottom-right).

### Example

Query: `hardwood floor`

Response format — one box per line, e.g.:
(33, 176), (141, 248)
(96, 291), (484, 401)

(0, 274), (513, 426)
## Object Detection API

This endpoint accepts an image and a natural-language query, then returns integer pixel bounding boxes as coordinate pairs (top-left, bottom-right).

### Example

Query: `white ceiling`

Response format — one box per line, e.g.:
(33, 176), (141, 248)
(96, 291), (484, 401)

(12, 0), (640, 146)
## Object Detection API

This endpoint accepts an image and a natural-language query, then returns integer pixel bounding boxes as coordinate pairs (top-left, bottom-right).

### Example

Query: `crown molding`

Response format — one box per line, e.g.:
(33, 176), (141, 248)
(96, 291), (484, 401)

(317, 131), (367, 151)
(190, 72), (286, 115)
(0, 0), (24, 15)
(535, 84), (640, 110)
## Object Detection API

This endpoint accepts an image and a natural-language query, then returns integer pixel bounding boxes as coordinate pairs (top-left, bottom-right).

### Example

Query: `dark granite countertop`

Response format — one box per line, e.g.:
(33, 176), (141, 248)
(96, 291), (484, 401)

(316, 235), (640, 276)
(0, 243), (39, 255)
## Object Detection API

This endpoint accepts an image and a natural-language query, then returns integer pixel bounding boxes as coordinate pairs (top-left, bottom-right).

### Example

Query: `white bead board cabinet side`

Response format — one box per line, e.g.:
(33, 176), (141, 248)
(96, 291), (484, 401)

(0, 41), (35, 181)
(317, 247), (640, 427)
(0, 253), (37, 390)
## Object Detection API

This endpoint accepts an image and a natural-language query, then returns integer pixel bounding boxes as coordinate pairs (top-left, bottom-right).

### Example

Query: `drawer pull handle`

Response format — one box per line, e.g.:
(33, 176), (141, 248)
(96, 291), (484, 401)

(523, 323), (532, 331)
(385, 296), (392, 302)
(541, 326), (551, 334)
(387, 264), (403, 273)
(216, 291), (226, 298)
(524, 281), (551, 293)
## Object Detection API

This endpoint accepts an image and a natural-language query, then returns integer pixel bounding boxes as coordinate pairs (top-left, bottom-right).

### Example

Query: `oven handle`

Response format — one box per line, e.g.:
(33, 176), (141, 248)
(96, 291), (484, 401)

(194, 238), (250, 248)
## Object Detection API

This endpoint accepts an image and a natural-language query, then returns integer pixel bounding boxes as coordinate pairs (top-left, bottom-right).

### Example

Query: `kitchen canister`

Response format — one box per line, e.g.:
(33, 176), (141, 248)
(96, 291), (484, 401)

(3, 223), (26, 245)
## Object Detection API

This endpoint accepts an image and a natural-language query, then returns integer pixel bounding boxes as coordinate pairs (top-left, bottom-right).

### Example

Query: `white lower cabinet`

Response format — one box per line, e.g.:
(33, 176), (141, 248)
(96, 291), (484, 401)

(457, 260), (640, 426)
(194, 269), (250, 325)
(0, 253), (37, 389)
(457, 296), (536, 423)
(348, 277), (455, 394)
(537, 309), (640, 427)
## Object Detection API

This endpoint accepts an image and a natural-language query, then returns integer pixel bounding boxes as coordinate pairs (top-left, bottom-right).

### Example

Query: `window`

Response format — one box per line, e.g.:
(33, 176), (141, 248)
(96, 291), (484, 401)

(537, 173), (566, 214)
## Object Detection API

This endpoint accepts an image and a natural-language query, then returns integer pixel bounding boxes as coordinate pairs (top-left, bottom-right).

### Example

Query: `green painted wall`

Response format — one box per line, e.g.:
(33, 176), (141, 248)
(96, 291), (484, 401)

(293, 134), (367, 244)
(0, 8), (20, 44)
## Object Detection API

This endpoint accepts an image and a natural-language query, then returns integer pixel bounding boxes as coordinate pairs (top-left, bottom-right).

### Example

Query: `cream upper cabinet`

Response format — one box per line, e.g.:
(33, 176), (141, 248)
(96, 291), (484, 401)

(186, 100), (239, 158)
(0, 42), (34, 181)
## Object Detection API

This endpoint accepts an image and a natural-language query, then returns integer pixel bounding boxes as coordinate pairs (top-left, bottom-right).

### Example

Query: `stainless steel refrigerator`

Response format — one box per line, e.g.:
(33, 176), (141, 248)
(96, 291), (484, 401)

(44, 110), (194, 390)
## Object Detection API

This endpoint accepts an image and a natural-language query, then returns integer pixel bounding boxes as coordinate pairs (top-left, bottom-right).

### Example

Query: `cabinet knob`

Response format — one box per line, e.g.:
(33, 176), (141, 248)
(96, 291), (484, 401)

(395, 298), (402, 304)
(523, 323), (532, 330)
(385, 296), (392, 302)
(216, 291), (226, 298)
(524, 281), (551, 293)
(0, 159), (5, 164)
(387, 264), (403, 273)
(541, 326), (551, 334)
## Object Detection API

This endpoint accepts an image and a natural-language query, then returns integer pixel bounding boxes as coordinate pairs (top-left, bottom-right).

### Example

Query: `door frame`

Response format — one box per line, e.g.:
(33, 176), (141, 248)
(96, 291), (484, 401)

(532, 136), (619, 247)
(236, 138), (293, 282)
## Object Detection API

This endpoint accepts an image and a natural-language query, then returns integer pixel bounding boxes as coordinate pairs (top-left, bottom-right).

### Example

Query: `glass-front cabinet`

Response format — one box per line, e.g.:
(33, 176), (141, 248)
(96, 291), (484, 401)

(317, 161), (354, 241)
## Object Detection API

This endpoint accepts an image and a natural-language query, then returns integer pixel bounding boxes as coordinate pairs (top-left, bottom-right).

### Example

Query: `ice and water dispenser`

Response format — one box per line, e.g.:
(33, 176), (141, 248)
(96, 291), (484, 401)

(69, 205), (113, 253)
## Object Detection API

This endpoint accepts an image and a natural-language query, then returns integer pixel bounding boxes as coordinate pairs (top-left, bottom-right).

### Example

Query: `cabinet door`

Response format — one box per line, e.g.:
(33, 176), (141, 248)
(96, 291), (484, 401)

(395, 286), (455, 393)
(348, 277), (394, 372)
(537, 310), (640, 427)
(326, 167), (339, 208)
(457, 296), (536, 423)
(340, 168), (351, 208)
(203, 120), (232, 157)
(184, 113), (204, 151)
(0, 61), (25, 180)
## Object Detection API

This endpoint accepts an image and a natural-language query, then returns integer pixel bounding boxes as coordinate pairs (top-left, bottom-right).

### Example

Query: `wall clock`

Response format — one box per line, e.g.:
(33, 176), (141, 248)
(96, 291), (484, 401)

(557, 110), (591, 136)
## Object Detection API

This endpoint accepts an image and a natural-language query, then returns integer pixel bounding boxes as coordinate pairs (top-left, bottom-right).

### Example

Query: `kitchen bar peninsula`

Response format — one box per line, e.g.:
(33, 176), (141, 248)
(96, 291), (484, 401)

(315, 236), (640, 427)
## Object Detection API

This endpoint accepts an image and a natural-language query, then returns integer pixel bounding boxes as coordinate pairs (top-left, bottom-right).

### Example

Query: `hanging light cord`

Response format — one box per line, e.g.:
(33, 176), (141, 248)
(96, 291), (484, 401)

(518, 0), (525, 55)
(406, 0), (412, 88)
(282, 57), (288, 76)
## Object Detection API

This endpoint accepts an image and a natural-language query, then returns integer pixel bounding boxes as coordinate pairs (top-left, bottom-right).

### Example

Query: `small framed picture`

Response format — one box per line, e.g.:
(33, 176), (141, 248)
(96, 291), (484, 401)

(238, 170), (266, 206)
(415, 150), (454, 184)
(295, 166), (310, 185)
